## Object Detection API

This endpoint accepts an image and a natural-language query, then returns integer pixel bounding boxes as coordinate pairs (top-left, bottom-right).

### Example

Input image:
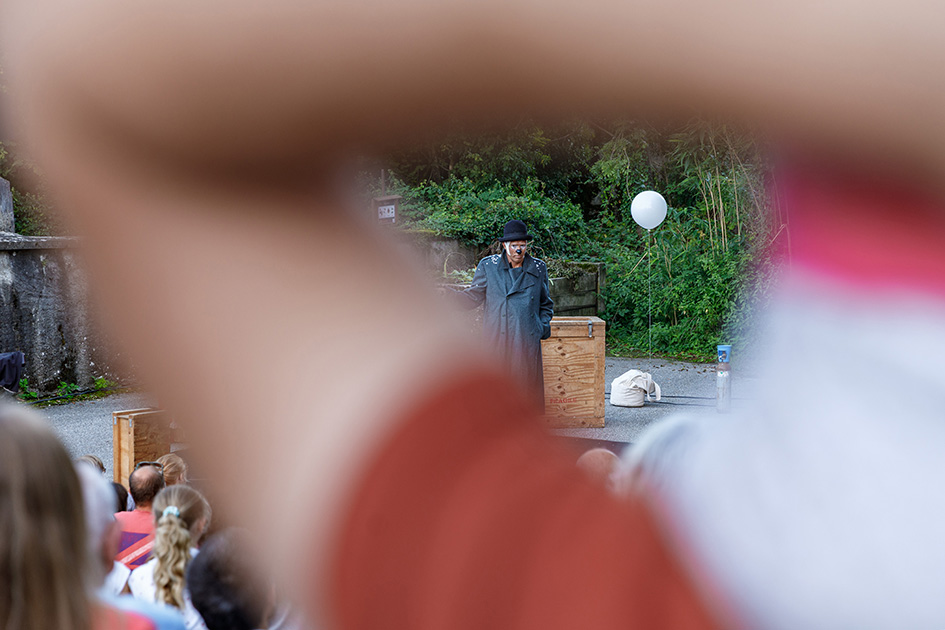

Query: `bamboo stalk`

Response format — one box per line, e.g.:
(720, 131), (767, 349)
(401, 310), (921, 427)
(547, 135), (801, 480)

(715, 164), (727, 250)
(701, 173), (716, 251)
(707, 170), (722, 250)
(731, 156), (742, 237)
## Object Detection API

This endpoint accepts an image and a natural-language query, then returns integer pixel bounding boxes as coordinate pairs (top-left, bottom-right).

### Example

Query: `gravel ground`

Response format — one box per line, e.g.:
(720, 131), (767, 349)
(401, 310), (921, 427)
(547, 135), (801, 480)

(36, 391), (157, 479)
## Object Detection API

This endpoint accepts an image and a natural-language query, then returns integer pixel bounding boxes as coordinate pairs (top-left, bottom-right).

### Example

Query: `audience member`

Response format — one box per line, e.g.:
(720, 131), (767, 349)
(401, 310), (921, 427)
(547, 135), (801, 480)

(112, 482), (130, 513)
(157, 453), (189, 486)
(128, 485), (212, 630)
(187, 529), (270, 630)
(188, 529), (312, 630)
(76, 463), (188, 630)
(78, 454), (107, 476)
(0, 403), (156, 630)
(116, 462), (166, 569)
(575, 447), (620, 491)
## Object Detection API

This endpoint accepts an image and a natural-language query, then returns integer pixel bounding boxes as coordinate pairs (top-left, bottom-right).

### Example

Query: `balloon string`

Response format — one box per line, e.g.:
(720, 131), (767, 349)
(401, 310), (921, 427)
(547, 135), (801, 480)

(647, 229), (652, 357)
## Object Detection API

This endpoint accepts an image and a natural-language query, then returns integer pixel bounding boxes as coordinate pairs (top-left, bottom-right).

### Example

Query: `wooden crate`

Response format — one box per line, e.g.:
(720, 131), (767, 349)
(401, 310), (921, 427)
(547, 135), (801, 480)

(112, 409), (180, 485)
(541, 316), (606, 427)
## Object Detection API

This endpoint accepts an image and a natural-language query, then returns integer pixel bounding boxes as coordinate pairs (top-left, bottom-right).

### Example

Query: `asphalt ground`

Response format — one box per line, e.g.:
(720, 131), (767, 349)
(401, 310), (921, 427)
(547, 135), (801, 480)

(29, 356), (758, 477)
(551, 355), (749, 452)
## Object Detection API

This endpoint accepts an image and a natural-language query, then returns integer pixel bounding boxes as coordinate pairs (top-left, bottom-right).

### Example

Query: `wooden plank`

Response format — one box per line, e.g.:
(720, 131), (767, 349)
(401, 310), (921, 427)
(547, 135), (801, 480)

(594, 324), (606, 418)
(544, 379), (597, 418)
(551, 315), (605, 324)
(115, 412), (135, 485)
(131, 411), (172, 467)
(541, 316), (606, 427)
(115, 408), (153, 416)
(112, 412), (121, 483)
(548, 316), (605, 338)
(112, 409), (173, 485)
(543, 415), (604, 428)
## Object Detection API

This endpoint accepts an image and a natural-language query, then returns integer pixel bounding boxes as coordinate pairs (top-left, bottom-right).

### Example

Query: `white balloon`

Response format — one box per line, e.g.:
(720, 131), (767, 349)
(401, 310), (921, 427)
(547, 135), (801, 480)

(630, 191), (667, 230)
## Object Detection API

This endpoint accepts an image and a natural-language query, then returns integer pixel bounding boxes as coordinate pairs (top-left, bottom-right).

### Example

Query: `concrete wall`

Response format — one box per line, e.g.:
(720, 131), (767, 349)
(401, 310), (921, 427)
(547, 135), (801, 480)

(399, 230), (481, 275)
(0, 177), (14, 233)
(0, 233), (113, 393)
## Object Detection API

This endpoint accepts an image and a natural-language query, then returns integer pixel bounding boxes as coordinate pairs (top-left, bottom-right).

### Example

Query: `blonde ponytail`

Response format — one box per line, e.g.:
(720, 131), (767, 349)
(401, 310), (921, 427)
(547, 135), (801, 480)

(150, 486), (211, 610)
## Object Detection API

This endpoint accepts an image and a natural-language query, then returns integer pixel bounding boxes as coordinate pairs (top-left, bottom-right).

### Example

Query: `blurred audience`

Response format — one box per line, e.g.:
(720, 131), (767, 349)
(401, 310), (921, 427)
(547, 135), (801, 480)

(116, 462), (166, 569)
(78, 454), (107, 476)
(157, 453), (189, 486)
(112, 481), (130, 513)
(0, 403), (156, 629)
(76, 463), (188, 630)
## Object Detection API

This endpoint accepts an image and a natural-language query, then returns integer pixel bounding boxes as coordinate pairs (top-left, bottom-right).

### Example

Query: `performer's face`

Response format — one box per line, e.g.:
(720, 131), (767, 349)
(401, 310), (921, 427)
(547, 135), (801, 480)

(505, 241), (527, 266)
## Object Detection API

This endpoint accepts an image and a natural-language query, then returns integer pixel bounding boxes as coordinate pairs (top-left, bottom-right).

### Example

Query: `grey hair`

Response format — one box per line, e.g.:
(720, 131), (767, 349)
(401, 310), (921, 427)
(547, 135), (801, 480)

(75, 462), (117, 588)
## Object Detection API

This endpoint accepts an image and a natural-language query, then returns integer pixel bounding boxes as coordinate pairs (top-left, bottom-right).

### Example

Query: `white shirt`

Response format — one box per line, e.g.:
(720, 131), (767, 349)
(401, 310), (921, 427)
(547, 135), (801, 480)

(103, 561), (131, 596)
(127, 548), (207, 630)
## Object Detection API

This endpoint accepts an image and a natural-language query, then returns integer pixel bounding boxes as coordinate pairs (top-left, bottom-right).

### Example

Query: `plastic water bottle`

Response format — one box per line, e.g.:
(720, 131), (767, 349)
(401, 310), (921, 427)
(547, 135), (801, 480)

(716, 344), (731, 413)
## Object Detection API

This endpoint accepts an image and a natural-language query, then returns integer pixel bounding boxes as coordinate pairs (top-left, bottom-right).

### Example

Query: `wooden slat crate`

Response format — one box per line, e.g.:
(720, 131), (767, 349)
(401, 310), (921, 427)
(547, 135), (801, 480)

(112, 409), (181, 485)
(541, 316), (606, 427)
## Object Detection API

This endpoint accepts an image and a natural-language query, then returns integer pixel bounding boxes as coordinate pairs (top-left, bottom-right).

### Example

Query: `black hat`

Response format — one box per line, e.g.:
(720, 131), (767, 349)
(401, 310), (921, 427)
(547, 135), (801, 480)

(497, 219), (534, 242)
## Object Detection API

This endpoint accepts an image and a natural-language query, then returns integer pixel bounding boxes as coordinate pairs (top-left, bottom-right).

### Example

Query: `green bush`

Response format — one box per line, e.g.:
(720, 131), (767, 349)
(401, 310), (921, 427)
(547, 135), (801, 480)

(408, 178), (587, 257)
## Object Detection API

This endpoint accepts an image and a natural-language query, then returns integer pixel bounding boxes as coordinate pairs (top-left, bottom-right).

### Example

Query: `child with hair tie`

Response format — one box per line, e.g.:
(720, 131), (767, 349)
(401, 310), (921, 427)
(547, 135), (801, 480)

(128, 486), (212, 630)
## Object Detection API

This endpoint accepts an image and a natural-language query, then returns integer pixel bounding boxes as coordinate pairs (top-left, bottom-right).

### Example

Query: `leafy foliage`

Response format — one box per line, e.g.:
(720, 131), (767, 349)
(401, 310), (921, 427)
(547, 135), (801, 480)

(1, 62), (60, 236)
(17, 378), (38, 401)
(0, 139), (59, 236)
(57, 381), (82, 396)
(411, 178), (587, 259)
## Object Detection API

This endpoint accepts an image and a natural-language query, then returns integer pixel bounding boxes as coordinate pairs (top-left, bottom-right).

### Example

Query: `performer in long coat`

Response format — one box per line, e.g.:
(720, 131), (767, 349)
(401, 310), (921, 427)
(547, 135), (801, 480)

(455, 220), (554, 407)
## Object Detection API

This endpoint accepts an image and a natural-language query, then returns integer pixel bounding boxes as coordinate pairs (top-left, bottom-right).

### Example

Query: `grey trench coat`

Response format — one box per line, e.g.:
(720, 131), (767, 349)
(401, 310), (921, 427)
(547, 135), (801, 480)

(455, 252), (554, 406)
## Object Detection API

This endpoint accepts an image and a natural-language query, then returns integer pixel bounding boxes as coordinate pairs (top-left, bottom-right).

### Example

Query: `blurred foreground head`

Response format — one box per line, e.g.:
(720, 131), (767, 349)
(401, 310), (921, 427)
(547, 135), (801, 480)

(188, 529), (272, 630)
(575, 448), (620, 490)
(0, 404), (91, 630)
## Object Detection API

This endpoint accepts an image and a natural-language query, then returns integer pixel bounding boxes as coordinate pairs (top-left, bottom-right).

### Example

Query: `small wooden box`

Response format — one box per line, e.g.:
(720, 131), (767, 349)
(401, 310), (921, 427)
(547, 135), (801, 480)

(112, 409), (180, 485)
(541, 316), (606, 427)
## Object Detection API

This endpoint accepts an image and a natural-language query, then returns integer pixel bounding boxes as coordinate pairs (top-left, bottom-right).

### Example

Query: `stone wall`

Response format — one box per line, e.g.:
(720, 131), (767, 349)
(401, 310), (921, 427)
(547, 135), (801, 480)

(398, 230), (481, 276)
(0, 233), (112, 393)
(0, 177), (14, 233)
